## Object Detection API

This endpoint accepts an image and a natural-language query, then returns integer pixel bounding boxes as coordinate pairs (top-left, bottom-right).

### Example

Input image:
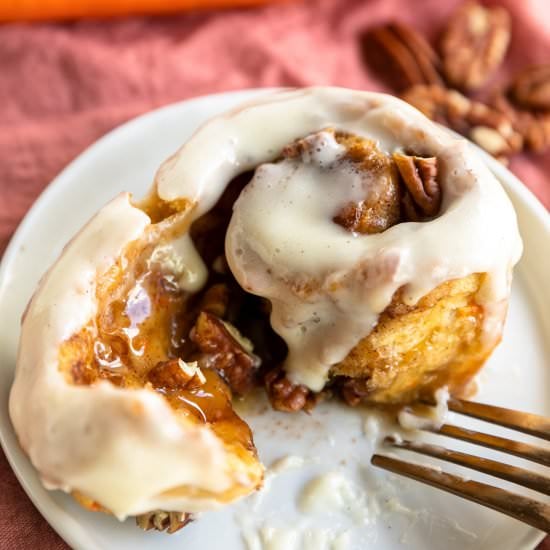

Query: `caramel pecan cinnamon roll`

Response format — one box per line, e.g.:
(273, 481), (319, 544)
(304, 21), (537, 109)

(10, 88), (522, 531)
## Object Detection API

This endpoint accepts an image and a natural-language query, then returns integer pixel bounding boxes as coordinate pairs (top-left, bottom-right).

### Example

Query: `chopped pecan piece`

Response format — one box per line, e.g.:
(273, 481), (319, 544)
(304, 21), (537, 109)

(264, 367), (319, 413)
(393, 153), (441, 218)
(402, 85), (470, 131)
(147, 358), (205, 391)
(403, 85), (523, 159)
(339, 378), (372, 407)
(510, 64), (550, 112)
(191, 312), (260, 395)
(440, 1), (511, 90)
(492, 93), (550, 153)
(136, 510), (192, 534)
(360, 22), (443, 91)
(468, 126), (514, 160)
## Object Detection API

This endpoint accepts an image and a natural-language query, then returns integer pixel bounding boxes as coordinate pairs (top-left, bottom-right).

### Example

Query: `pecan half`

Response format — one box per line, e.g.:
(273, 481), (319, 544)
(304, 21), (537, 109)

(440, 1), (511, 90)
(264, 367), (318, 413)
(360, 22), (443, 91)
(136, 511), (192, 534)
(403, 85), (523, 159)
(510, 64), (550, 112)
(147, 358), (205, 391)
(393, 152), (441, 219)
(191, 312), (260, 395)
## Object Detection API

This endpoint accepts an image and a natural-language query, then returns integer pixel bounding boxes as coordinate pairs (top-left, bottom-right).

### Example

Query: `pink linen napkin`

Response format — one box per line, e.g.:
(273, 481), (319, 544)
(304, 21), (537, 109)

(0, 0), (548, 547)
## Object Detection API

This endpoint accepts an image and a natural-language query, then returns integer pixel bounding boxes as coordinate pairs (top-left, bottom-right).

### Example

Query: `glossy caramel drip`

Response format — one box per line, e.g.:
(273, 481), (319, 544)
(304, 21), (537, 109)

(94, 261), (190, 386)
(58, 207), (256, 454)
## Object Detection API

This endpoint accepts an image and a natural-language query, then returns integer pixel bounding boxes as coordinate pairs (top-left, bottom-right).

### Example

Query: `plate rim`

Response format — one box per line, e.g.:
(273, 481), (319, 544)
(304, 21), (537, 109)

(0, 87), (548, 550)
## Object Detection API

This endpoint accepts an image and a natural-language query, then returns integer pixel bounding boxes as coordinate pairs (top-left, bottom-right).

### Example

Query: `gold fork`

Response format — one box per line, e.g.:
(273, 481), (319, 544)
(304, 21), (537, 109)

(371, 398), (550, 532)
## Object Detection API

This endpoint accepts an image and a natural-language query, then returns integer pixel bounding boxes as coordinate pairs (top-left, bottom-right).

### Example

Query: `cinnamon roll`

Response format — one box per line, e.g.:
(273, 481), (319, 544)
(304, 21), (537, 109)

(9, 87), (522, 530)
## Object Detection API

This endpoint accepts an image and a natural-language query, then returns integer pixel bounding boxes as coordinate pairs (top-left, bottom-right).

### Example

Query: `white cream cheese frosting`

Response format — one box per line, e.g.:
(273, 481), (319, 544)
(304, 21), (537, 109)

(9, 194), (256, 519)
(9, 87), (522, 519)
(155, 87), (522, 390)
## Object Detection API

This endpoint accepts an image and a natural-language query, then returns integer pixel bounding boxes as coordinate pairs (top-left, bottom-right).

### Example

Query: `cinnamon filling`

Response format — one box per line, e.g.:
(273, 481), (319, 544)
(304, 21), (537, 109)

(58, 130), (442, 427)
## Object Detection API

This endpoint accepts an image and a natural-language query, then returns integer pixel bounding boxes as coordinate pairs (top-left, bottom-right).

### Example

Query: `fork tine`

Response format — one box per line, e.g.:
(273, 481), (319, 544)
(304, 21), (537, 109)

(431, 424), (550, 467)
(371, 454), (550, 532)
(385, 436), (550, 496)
(449, 399), (550, 441)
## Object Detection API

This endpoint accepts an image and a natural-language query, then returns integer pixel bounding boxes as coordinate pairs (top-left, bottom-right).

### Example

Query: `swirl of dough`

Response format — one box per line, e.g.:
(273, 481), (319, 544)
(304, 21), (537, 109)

(9, 88), (522, 525)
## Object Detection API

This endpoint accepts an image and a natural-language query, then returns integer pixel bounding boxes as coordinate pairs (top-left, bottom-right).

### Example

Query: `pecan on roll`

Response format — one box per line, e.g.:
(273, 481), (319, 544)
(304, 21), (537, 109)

(147, 358), (206, 391)
(191, 312), (260, 396)
(393, 152), (441, 220)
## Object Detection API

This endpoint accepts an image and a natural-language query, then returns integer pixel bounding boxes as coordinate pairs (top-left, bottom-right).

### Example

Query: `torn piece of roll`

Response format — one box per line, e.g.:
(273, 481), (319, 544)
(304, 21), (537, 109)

(9, 87), (522, 531)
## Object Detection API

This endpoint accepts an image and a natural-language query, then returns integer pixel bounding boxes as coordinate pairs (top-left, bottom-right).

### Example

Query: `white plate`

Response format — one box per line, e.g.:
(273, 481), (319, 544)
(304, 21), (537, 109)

(0, 89), (549, 550)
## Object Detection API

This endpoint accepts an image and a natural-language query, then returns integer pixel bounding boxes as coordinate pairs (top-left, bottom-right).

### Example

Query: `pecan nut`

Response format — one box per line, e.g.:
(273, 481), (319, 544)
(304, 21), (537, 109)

(402, 85), (471, 132)
(402, 85), (523, 159)
(360, 22), (443, 91)
(440, 1), (511, 90)
(136, 511), (192, 534)
(338, 377), (372, 407)
(510, 64), (550, 111)
(147, 358), (205, 391)
(468, 126), (513, 159)
(522, 114), (550, 153)
(492, 92), (550, 153)
(393, 152), (441, 219)
(264, 367), (318, 413)
(191, 312), (260, 395)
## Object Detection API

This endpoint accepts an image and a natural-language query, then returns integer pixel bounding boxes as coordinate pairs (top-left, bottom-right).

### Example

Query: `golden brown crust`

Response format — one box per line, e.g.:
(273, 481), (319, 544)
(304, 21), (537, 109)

(331, 273), (495, 405)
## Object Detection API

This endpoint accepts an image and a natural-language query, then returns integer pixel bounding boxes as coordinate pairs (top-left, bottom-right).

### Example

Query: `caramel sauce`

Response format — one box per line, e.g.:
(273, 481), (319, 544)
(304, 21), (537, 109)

(58, 191), (258, 454)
